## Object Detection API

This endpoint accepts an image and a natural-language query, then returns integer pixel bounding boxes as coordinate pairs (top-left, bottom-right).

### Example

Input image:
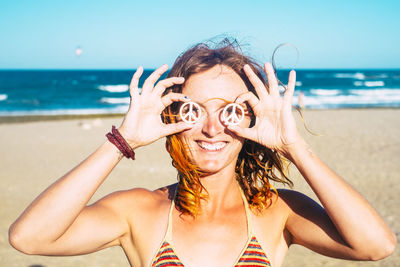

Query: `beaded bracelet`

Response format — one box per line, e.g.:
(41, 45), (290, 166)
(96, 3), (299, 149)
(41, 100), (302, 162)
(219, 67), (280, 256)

(106, 126), (135, 160)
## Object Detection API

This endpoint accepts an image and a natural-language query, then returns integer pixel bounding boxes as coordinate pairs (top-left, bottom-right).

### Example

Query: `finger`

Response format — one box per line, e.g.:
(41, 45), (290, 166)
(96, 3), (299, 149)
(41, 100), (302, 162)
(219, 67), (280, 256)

(264, 62), (279, 97)
(227, 124), (256, 141)
(129, 67), (143, 98)
(161, 121), (194, 137)
(154, 77), (185, 96)
(235, 91), (260, 114)
(160, 92), (190, 109)
(243, 64), (268, 99)
(283, 70), (296, 109)
(142, 64), (168, 94)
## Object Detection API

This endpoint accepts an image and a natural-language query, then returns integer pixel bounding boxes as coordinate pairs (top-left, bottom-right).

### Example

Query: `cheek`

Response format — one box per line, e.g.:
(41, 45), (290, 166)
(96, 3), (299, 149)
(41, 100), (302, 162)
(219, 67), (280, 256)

(177, 129), (192, 142)
(176, 127), (202, 150)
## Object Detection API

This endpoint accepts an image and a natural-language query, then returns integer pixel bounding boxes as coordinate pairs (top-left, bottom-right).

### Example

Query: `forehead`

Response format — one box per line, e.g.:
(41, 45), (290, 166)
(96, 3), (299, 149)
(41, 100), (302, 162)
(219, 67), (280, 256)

(182, 65), (248, 103)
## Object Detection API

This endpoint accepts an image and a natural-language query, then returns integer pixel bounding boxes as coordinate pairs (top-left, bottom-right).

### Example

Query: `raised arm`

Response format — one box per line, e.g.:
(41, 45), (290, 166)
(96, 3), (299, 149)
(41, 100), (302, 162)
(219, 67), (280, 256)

(9, 65), (192, 255)
(228, 63), (396, 260)
(280, 142), (396, 260)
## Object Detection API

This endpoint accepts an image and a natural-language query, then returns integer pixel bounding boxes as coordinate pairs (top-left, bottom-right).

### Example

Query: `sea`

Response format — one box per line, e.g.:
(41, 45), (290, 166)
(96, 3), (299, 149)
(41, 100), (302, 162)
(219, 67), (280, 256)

(0, 69), (399, 116)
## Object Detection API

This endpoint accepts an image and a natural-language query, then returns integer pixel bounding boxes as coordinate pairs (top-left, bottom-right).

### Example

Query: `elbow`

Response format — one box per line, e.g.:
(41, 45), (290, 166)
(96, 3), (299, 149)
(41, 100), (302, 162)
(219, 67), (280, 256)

(371, 233), (397, 261)
(361, 232), (397, 261)
(9, 223), (38, 255)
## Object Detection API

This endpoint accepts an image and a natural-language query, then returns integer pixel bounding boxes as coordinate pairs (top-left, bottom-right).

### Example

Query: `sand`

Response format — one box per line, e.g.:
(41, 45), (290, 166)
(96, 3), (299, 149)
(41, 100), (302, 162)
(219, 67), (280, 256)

(1, 109), (399, 267)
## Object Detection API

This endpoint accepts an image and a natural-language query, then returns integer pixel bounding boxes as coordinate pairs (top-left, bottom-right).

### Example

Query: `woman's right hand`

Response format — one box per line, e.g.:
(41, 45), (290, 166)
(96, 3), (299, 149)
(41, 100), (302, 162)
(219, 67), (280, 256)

(118, 64), (193, 149)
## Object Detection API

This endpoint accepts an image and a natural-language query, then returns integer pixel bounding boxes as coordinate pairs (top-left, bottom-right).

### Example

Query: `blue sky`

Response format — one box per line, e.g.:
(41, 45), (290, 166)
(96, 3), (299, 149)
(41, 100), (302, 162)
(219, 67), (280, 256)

(0, 0), (399, 69)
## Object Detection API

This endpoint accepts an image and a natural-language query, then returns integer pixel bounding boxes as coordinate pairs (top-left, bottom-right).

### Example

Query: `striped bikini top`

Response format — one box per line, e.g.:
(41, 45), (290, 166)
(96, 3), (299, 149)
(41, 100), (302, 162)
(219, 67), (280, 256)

(151, 191), (272, 267)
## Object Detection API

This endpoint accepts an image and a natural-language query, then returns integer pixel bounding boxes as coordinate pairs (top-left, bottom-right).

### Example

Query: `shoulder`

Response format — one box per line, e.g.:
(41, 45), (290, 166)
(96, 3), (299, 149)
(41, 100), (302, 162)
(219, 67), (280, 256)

(276, 189), (325, 215)
(256, 189), (325, 230)
(95, 183), (178, 220)
(274, 189), (329, 241)
(254, 189), (327, 246)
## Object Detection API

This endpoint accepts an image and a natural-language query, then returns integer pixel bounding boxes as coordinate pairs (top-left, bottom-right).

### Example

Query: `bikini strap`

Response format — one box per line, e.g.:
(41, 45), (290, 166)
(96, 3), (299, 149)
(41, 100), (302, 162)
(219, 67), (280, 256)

(164, 196), (175, 242)
(239, 188), (253, 236)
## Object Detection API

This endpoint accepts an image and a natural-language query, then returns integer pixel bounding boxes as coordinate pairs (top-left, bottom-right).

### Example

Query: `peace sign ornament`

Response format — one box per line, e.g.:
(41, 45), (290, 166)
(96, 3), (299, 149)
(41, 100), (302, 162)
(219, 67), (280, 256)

(179, 101), (202, 123)
(222, 103), (245, 126)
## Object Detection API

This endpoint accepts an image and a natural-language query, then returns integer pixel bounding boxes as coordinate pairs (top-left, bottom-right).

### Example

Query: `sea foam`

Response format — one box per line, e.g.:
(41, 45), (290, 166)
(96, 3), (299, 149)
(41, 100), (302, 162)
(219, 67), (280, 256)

(0, 106), (129, 116)
(349, 89), (400, 96)
(100, 97), (130, 104)
(334, 72), (366, 80)
(97, 84), (129, 93)
(354, 81), (385, 87)
(310, 89), (341, 96)
(302, 89), (400, 108)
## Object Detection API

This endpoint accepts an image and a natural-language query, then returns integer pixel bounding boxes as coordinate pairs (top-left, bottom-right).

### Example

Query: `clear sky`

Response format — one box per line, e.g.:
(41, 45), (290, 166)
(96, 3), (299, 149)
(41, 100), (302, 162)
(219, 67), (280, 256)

(0, 0), (399, 69)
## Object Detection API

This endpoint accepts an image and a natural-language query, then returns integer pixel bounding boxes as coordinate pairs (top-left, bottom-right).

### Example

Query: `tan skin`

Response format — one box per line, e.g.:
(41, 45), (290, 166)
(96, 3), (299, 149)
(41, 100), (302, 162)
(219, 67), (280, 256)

(9, 63), (396, 267)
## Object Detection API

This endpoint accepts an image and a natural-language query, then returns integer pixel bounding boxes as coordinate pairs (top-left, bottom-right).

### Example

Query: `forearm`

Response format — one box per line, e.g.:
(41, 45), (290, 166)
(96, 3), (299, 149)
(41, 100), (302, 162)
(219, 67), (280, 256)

(285, 139), (396, 255)
(10, 140), (123, 244)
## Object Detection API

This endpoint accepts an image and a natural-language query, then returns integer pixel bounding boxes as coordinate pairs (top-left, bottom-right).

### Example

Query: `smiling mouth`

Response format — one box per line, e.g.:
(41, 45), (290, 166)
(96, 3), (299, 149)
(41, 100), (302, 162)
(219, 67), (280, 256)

(196, 141), (227, 151)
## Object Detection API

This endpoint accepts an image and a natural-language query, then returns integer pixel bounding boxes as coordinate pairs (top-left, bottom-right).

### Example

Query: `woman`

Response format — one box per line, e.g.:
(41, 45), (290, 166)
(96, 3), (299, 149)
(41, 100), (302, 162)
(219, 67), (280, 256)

(9, 40), (396, 267)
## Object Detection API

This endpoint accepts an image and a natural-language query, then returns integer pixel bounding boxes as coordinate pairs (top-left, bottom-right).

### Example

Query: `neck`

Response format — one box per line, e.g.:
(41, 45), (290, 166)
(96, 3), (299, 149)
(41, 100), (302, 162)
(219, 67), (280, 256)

(198, 163), (243, 215)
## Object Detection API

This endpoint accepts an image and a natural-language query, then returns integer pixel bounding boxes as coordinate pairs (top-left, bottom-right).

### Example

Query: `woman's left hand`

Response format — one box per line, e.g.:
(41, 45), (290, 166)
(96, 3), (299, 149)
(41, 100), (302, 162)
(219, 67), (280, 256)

(230, 63), (397, 260)
(227, 62), (303, 156)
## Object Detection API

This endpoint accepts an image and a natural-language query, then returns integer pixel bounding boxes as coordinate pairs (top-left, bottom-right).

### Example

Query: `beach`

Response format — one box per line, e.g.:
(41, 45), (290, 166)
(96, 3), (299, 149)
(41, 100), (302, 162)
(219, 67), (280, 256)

(1, 109), (399, 267)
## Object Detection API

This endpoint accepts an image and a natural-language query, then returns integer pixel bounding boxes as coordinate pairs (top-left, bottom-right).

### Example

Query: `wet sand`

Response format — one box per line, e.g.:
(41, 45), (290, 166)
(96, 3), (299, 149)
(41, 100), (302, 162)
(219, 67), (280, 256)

(1, 109), (399, 266)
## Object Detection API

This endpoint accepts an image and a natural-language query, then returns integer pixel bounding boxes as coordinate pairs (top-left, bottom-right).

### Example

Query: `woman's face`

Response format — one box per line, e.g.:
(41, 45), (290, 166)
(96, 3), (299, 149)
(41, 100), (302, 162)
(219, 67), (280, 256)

(179, 65), (251, 174)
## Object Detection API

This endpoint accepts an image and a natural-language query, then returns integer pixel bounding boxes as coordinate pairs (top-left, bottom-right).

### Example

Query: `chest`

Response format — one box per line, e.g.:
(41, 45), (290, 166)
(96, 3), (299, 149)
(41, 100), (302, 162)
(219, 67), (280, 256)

(172, 213), (249, 267)
(127, 203), (287, 267)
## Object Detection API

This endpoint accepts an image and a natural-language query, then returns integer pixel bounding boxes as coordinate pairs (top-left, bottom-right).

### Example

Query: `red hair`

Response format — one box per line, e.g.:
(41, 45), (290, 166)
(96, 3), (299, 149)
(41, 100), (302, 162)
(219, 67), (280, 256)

(162, 38), (293, 217)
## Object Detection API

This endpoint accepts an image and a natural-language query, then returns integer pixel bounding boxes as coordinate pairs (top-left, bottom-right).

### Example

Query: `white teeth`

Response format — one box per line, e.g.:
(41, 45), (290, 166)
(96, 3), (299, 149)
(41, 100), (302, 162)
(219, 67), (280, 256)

(197, 141), (226, 151)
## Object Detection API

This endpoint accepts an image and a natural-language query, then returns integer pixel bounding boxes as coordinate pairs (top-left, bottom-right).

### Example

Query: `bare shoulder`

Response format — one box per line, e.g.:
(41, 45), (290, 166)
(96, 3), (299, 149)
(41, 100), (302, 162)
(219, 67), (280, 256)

(275, 189), (331, 243)
(276, 189), (325, 215)
(255, 189), (314, 216)
(257, 189), (326, 233)
(94, 183), (177, 220)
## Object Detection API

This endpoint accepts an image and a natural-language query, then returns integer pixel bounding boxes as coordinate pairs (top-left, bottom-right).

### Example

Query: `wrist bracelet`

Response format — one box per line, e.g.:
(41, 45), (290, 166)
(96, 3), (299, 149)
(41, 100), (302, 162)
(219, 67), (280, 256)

(106, 126), (135, 160)
(106, 131), (129, 158)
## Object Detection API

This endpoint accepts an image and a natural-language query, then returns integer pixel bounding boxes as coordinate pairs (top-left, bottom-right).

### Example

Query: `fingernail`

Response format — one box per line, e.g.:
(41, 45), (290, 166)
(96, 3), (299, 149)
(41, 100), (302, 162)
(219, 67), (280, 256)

(184, 96), (190, 100)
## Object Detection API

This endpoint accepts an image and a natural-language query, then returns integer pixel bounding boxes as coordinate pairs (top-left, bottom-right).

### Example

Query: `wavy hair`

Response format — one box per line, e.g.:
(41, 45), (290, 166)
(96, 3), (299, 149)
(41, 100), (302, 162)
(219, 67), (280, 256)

(162, 38), (293, 217)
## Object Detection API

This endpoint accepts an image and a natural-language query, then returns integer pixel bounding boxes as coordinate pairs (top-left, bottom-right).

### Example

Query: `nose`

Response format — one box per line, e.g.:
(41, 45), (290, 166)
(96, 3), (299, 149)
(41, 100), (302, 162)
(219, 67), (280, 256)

(201, 112), (224, 138)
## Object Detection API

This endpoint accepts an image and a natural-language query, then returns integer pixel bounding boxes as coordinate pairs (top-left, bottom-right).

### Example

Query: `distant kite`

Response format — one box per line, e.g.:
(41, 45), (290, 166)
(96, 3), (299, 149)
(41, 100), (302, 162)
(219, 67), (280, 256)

(75, 47), (83, 57)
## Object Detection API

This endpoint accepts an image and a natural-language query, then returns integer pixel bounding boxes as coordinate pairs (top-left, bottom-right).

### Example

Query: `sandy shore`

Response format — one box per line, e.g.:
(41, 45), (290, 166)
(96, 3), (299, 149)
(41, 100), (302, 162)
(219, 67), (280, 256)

(1, 109), (399, 267)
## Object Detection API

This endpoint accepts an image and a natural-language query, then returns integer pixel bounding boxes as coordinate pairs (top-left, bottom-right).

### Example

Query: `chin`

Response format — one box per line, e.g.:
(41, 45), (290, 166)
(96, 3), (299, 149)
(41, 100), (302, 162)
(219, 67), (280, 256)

(196, 160), (228, 175)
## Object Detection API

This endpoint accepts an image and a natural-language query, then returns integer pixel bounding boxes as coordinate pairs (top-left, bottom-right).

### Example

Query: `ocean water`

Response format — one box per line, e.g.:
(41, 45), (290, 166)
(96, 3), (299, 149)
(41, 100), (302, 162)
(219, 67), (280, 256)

(0, 69), (399, 116)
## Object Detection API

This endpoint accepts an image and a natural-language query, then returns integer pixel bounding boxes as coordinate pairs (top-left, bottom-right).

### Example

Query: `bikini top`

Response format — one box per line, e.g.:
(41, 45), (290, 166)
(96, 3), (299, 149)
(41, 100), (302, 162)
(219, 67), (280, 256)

(151, 190), (272, 267)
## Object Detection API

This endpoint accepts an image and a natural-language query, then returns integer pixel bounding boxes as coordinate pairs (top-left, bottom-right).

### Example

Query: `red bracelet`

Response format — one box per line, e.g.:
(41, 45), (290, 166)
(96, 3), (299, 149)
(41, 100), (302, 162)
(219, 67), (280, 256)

(106, 126), (135, 160)
(111, 126), (136, 159)
(106, 132), (130, 158)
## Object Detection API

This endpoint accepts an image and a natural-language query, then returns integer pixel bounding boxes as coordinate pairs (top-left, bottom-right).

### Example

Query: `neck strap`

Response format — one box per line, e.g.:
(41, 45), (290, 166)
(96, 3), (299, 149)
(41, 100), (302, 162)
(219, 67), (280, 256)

(239, 187), (253, 236)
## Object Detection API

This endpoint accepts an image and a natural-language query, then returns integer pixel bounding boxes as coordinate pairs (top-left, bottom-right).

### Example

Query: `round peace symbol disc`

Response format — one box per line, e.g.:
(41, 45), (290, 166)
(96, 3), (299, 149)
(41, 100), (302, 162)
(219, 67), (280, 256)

(179, 101), (202, 123)
(222, 103), (244, 125)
